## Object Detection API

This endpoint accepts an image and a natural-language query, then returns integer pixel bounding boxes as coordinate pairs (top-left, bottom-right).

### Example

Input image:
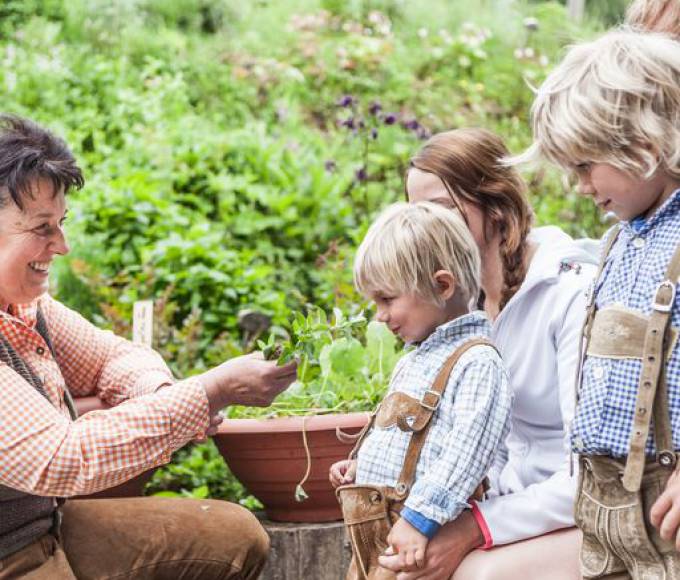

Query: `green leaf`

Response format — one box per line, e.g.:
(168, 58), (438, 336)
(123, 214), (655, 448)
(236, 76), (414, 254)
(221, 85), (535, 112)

(151, 490), (182, 498)
(191, 485), (210, 499)
(333, 307), (345, 325)
(328, 337), (366, 378)
(319, 343), (333, 377)
(295, 484), (309, 502)
(366, 321), (399, 376)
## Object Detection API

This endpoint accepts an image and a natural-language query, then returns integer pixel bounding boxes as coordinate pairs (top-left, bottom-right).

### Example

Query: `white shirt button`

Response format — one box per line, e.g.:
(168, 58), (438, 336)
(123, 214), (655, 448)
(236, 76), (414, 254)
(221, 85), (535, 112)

(632, 237), (645, 249)
(593, 366), (605, 380)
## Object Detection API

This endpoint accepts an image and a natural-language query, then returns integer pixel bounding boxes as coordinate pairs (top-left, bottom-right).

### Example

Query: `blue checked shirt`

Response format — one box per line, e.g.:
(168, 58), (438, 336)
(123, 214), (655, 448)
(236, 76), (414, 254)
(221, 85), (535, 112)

(572, 189), (680, 457)
(354, 311), (511, 537)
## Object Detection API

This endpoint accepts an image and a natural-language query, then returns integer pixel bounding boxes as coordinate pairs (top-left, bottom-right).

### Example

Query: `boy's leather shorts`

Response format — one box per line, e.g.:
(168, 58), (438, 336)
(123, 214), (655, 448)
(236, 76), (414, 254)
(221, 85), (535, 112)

(337, 484), (403, 580)
(576, 455), (680, 580)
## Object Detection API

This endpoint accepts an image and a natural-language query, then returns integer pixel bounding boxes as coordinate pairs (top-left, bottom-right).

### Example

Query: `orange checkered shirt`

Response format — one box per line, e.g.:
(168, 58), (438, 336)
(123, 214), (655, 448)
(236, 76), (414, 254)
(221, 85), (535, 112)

(0, 294), (210, 497)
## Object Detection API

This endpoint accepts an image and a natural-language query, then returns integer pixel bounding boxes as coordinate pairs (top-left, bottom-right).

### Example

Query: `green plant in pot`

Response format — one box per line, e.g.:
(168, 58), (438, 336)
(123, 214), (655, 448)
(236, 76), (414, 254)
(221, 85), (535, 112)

(214, 306), (405, 522)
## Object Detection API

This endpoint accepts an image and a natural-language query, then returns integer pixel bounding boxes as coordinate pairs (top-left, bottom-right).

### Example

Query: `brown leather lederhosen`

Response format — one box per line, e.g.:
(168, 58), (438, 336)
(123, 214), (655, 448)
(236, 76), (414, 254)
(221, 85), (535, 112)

(575, 226), (680, 490)
(336, 338), (493, 580)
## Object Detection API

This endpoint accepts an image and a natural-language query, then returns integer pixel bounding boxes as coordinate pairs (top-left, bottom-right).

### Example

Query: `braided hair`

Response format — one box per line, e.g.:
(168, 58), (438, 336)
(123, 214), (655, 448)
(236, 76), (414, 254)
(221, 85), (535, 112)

(407, 128), (533, 311)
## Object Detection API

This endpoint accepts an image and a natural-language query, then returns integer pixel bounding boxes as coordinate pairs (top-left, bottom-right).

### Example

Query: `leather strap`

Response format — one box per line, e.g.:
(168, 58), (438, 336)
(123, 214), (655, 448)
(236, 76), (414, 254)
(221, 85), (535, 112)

(0, 305), (76, 538)
(394, 338), (495, 498)
(570, 228), (621, 477)
(347, 412), (376, 461)
(574, 226), (621, 405)
(35, 307), (78, 421)
(623, 242), (680, 491)
(346, 338), (496, 500)
(587, 306), (678, 360)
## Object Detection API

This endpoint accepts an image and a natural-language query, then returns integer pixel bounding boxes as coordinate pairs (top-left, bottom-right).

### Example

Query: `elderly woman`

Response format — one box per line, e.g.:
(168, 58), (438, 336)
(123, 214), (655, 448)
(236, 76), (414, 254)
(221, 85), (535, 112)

(0, 115), (296, 579)
(379, 128), (597, 579)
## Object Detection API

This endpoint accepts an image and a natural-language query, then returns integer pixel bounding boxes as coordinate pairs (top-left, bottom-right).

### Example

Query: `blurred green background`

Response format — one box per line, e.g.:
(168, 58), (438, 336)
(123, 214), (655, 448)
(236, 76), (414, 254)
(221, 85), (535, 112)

(0, 0), (627, 501)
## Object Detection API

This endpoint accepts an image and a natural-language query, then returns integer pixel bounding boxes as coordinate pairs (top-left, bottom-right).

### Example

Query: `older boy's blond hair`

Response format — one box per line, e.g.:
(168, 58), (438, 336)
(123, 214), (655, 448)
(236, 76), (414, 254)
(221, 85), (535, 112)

(515, 29), (680, 180)
(354, 201), (481, 307)
(626, 0), (680, 39)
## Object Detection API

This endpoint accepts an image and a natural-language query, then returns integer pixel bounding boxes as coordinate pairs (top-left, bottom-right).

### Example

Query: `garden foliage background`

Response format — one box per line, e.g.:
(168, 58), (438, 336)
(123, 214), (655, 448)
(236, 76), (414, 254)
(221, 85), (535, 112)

(0, 0), (626, 502)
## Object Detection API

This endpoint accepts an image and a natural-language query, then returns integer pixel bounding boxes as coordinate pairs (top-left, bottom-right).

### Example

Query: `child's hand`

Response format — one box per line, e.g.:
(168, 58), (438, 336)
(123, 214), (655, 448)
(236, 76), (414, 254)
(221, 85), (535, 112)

(385, 516), (429, 569)
(650, 468), (680, 548)
(329, 459), (357, 488)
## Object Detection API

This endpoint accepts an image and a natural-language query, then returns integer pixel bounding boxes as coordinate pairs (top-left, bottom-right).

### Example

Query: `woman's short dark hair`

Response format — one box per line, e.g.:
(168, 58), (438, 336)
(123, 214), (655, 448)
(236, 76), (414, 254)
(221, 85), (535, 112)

(0, 114), (84, 209)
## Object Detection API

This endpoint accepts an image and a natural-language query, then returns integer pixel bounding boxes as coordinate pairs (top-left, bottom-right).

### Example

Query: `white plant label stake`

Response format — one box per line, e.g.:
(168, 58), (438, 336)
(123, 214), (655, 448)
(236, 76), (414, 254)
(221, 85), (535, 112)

(133, 300), (154, 347)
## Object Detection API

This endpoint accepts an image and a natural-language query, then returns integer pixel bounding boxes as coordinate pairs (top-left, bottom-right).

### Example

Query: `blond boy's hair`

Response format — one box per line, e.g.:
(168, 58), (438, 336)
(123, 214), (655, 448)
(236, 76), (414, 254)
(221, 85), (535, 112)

(354, 201), (481, 307)
(514, 29), (680, 180)
(626, 0), (680, 39)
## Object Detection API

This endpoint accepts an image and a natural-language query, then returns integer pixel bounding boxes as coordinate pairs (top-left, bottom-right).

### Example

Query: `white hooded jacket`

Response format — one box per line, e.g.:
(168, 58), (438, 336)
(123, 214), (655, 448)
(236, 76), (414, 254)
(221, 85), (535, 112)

(477, 226), (598, 546)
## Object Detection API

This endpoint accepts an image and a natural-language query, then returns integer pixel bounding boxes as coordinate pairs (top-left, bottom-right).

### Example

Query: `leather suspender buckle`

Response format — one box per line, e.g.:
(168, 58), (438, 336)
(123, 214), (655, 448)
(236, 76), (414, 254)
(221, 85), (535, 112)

(394, 482), (409, 496)
(420, 390), (441, 411)
(652, 280), (676, 313)
(658, 451), (676, 468)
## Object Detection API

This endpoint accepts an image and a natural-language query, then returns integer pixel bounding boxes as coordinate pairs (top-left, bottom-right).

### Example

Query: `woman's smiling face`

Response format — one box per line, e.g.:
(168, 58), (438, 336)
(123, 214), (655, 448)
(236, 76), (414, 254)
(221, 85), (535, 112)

(0, 178), (69, 310)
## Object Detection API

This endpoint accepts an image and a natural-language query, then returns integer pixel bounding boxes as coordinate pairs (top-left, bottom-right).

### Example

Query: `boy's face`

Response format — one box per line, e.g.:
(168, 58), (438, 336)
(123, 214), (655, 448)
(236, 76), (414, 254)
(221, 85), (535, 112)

(371, 291), (446, 344)
(574, 162), (679, 221)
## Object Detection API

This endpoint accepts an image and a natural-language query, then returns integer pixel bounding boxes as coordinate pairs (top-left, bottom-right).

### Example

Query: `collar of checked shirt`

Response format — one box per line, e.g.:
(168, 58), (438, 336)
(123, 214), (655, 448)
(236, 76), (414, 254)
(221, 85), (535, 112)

(408, 310), (491, 353)
(621, 187), (680, 237)
(0, 298), (40, 332)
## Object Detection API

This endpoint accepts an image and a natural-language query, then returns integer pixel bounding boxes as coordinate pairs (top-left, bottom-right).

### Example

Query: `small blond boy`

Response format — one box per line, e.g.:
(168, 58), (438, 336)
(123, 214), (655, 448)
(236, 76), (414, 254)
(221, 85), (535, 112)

(626, 0), (680, 39)
(519, 29), (680, 579)
(330, 202), (511, 578)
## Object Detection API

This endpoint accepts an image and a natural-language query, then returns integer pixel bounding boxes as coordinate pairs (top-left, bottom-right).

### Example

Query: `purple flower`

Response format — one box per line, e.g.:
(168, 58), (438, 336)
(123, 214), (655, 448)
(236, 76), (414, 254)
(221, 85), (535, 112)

(416, 127), (432, 140)
(368, 101), (382, 115)
(370, 128), (378, 140)
(340, 117), (356, 130)
(337, 95), (355, 108)
(402, 118), (420, 131)
(324, 160), (337, 173)
(355, 167), (368, 182)
(383, 113), (397, 125)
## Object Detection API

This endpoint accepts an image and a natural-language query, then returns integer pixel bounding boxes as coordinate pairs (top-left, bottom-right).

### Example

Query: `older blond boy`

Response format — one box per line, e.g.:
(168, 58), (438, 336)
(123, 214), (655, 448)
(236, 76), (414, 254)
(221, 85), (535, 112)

(626, 0), (680, 39)
(520, 29), (680, 579)
(329, 202), (511, 578)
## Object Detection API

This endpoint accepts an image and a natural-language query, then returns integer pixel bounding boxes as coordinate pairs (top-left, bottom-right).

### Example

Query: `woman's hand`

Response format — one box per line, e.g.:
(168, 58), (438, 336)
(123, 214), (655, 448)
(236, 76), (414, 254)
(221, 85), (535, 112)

(200, 352), (298, 415)
(378, 510), (484, 579)
(193, 414), (224, 444)
(386, 517), (429, 569)
(329, 459), (357, 487)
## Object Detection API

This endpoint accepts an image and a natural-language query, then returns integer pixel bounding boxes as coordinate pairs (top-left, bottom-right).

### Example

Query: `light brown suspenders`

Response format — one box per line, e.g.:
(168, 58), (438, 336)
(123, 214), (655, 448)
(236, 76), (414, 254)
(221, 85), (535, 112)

(346, 337), (495, 499)
(624, 242), (680, 490)
(575, 226), (680, 491)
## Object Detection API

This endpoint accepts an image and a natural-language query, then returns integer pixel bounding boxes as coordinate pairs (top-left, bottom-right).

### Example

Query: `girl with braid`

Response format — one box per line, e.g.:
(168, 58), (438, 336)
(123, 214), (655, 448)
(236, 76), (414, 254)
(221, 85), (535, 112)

(379, 128), (597, 579)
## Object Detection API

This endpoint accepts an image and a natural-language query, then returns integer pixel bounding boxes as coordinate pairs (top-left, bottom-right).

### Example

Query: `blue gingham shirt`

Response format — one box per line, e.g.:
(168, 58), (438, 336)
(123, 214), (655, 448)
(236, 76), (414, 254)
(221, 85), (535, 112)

(572, 189), (680, 457)
(355, 311), (511, 537)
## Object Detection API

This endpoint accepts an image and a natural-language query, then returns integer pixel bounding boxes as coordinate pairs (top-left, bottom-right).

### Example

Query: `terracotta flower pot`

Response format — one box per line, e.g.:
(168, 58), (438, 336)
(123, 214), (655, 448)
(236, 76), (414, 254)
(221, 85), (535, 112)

(214, 412), (370, 522)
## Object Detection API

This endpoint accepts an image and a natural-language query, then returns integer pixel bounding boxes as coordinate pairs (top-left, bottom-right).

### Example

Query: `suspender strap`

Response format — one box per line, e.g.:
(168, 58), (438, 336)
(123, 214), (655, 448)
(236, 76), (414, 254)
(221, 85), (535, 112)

(570, 226), (620, 477)
(574, 226), (621, 406)
(36, 307), (78, 421)
(653, 350), (674, 464)
(0, 307), (78, 421)
(623, 242), (680, 491)
(347, 412), (376, 461)
(393, 338), (495, 498)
